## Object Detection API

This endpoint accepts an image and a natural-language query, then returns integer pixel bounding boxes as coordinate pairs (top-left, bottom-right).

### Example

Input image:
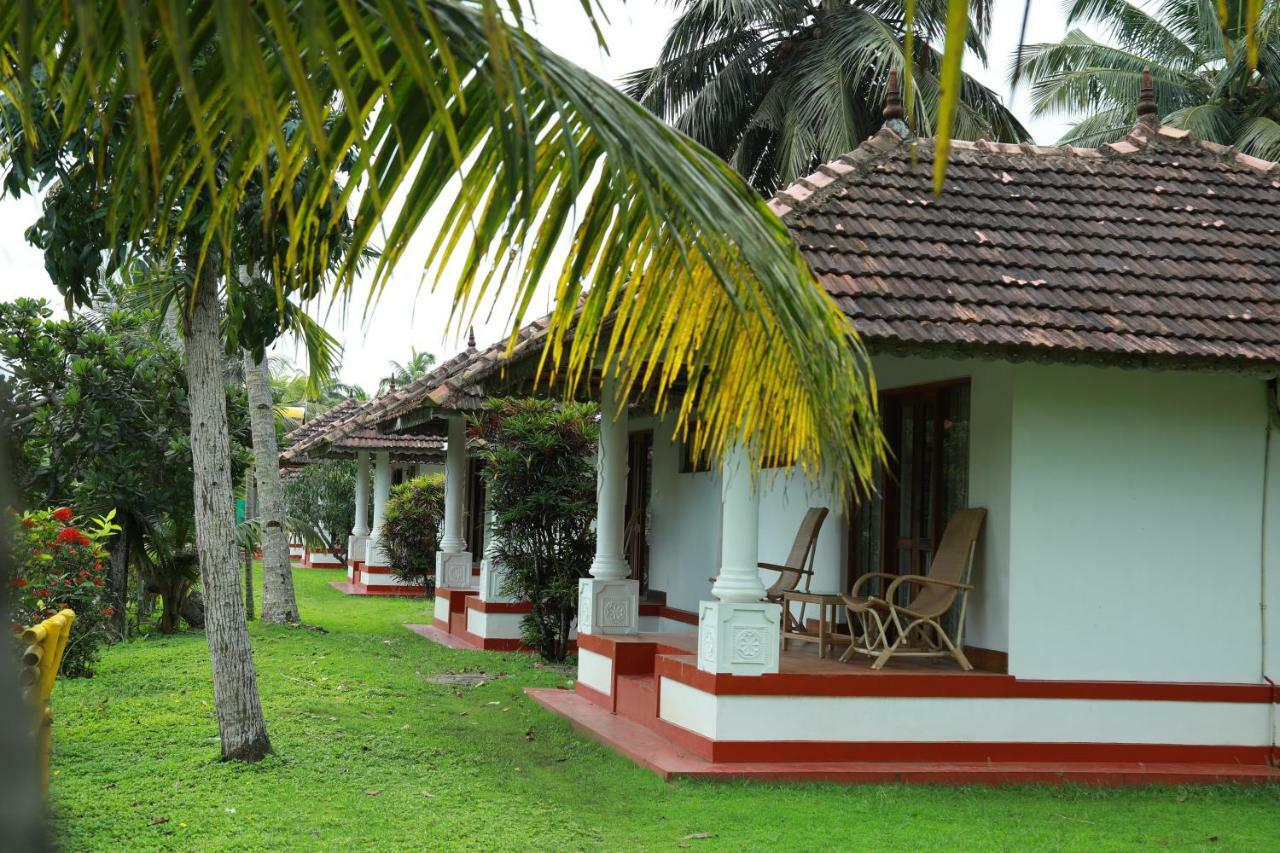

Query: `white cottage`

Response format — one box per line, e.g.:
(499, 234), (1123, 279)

(381, 99), (1280, 782)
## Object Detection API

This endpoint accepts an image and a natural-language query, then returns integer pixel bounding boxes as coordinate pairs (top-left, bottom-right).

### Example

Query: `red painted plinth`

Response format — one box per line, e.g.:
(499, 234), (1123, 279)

(405, 622), (480, 650)
(526, 688), (1280, 786)
(328, 580), (429, 597)
(405, 621), (570, 654)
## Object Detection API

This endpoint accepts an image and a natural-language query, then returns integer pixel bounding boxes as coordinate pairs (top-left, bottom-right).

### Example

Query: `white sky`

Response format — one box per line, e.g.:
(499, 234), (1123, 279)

(0, 0), (1072, 393)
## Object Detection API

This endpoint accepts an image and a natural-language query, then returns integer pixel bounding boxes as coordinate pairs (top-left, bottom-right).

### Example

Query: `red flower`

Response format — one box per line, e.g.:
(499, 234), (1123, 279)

(52, 507), (73, 523)
(31, 547), (41, 556)
(34, 588), (48, 598)
(100, 607), (115, 617)
(19, 517), (35, 528)
(62, 579), (73, 587)
(11, 578), (27, 589)
(56, 527), (90, 546)
(10, 623), (21, 634)
(91, 577), (104, 587)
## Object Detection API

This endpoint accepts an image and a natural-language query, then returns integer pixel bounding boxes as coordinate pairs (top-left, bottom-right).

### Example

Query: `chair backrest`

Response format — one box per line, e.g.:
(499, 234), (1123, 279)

(765, 507), (829, 596)
(906, 508), (986, 617)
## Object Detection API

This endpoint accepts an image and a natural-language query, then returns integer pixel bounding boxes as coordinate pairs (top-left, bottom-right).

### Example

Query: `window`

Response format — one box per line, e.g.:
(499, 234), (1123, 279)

(849, 380), (970, 599)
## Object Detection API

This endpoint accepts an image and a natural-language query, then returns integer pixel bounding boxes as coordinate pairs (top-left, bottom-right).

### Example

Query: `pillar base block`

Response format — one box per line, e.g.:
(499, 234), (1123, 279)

(437, 550), (476, 590)
(347, 534), (368, 566)
(480, 555), (517, 603)
(578, 578), (639, 636)
(365, 531), (390, 569)
(697, 600), (781, 676)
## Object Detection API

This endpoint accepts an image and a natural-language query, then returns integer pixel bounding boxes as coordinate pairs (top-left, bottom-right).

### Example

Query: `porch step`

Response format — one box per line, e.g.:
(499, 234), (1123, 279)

(615, 674), (658, 725)
(526, 688), (1280, 786)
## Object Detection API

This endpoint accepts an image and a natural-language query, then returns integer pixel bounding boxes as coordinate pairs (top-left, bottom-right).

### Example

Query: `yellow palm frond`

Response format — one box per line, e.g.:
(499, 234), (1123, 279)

(0, 0), (882, 495)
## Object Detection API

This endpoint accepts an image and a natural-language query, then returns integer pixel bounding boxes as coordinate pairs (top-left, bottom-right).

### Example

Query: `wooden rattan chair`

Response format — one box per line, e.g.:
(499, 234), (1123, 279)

(761, 507), (829, 605)
(840, 507), (986, 670)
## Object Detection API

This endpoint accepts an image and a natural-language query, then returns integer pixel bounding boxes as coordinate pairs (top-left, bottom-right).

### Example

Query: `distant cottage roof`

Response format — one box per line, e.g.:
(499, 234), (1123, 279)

(772, 120), (1280, 370)
(280, 397), (444, 465)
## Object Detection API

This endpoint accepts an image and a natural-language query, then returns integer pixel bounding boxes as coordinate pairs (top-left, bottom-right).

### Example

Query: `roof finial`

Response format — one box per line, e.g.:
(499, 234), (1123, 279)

(883, 68), (905, 122)
(388, 376), (397, 392)
(1137, 66), (1158, 125)
(467, 327), (477, 351)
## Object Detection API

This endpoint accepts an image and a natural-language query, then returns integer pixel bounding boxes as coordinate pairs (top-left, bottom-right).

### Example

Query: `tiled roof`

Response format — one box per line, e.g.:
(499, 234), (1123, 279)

(281, 397), (361, 448)
(773, 120), (1280, 369)
(279, 397), (444, 464)
(373, 314), (558, 425)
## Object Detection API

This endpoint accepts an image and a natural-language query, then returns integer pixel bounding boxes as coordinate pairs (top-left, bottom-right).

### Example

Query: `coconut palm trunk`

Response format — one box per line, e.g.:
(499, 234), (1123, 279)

(184, 272), (272, 762)
(243, 349), (299, 623)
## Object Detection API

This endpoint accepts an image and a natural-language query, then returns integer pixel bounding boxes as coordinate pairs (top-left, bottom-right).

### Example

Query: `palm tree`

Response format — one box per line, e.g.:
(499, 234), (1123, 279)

(622, 0), (1030, 194)
(378, 347), (437, 395)
(1, 2), (886, 761)
(1016, 0), (1280, 157)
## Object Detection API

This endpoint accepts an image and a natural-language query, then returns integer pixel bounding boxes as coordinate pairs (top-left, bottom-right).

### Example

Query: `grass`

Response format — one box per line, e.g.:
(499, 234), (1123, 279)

(49, 568), (1280, 851)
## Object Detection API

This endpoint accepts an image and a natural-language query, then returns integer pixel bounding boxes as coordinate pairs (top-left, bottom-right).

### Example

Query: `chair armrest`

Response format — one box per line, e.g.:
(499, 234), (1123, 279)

(841, 593), (889, 611)
(758, 562), (811, 576)
(849, 572), (897, 597)
(884, 574), (973, 600)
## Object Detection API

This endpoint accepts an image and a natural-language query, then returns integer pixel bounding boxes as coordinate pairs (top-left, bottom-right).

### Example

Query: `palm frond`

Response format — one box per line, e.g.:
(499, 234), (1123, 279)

(1234, 113), (1280, 157)
(0, 0), (885, 492)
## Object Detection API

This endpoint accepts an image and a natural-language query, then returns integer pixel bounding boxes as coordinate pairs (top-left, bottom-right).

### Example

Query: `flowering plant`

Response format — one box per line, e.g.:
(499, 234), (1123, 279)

(8, 507), (120, 677)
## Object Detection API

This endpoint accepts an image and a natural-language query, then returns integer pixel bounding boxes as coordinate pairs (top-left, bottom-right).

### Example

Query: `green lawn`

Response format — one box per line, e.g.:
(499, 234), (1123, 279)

(49, 569), (1279, 851)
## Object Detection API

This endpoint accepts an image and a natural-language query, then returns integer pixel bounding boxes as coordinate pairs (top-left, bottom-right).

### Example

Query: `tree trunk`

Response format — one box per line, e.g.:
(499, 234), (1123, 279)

(244, 476), (255, 620)
(184, 276), (272, 762)
(243, 349), (298, 623)
(106, 511), (130, 640)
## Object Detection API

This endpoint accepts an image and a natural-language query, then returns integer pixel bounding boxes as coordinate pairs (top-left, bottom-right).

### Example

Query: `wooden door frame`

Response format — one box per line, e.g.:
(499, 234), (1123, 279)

(625, 429), (654, 595)
(847, 377), (971, 596)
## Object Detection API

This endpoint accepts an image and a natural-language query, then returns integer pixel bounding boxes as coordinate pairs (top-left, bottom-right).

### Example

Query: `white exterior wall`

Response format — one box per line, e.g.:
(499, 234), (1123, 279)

(867, 356), (1015, 653)
(635, 358), (1276, 687)
(640, 355), (1014, 655)
(1008, 365), (1270, 683)
(642, 413), (722, 611)
(1265, 425), (1280, 690)
(658, 678), (1271, 746)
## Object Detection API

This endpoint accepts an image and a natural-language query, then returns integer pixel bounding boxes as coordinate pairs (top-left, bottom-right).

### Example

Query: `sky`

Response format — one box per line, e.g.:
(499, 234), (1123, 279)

(0, 0), (1073, 393)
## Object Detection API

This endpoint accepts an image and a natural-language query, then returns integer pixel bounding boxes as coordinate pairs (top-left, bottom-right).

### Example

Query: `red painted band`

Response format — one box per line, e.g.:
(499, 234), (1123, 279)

(575, 681), (612, 711)
(637, 604), (699, 625)
(655, 656), (1274, 704)
(576, 632), (693, 660)
(466, 598), (531, 614)
(435, 587), (480, 612)
(651, 721), (1275, 765)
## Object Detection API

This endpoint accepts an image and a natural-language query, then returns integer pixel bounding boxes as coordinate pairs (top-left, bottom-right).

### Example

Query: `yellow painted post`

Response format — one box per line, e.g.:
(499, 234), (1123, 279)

(20, 609), (75, 794)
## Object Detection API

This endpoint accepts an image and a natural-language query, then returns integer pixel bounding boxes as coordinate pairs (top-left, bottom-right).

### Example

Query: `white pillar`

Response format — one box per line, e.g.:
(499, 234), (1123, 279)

(436, 416), (475, 588)
(366, 451), (393, 568)
(698, 443), (781, 675)
(480, 508), (516, 603)
(578, 373), (639, 635)
(353, 452), (371, 536)
(711, 444), (766, 602)
(347, 451), (371, 573)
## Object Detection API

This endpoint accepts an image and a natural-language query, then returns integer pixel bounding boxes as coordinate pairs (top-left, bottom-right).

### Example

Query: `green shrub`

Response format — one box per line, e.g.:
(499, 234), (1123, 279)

(381, 474), (444, 593)
(471, 398), (597, 661)
(284, 460), (356, 562)
(8, 506), (119, 677)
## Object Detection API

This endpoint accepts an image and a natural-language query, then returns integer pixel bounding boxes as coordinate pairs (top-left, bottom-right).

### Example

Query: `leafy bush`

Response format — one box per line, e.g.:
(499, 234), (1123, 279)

(284, 460), (356, 563)
(471, 399), (597, 661)
(381, 474), (444, 593)
(8, 506), (119, 677)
